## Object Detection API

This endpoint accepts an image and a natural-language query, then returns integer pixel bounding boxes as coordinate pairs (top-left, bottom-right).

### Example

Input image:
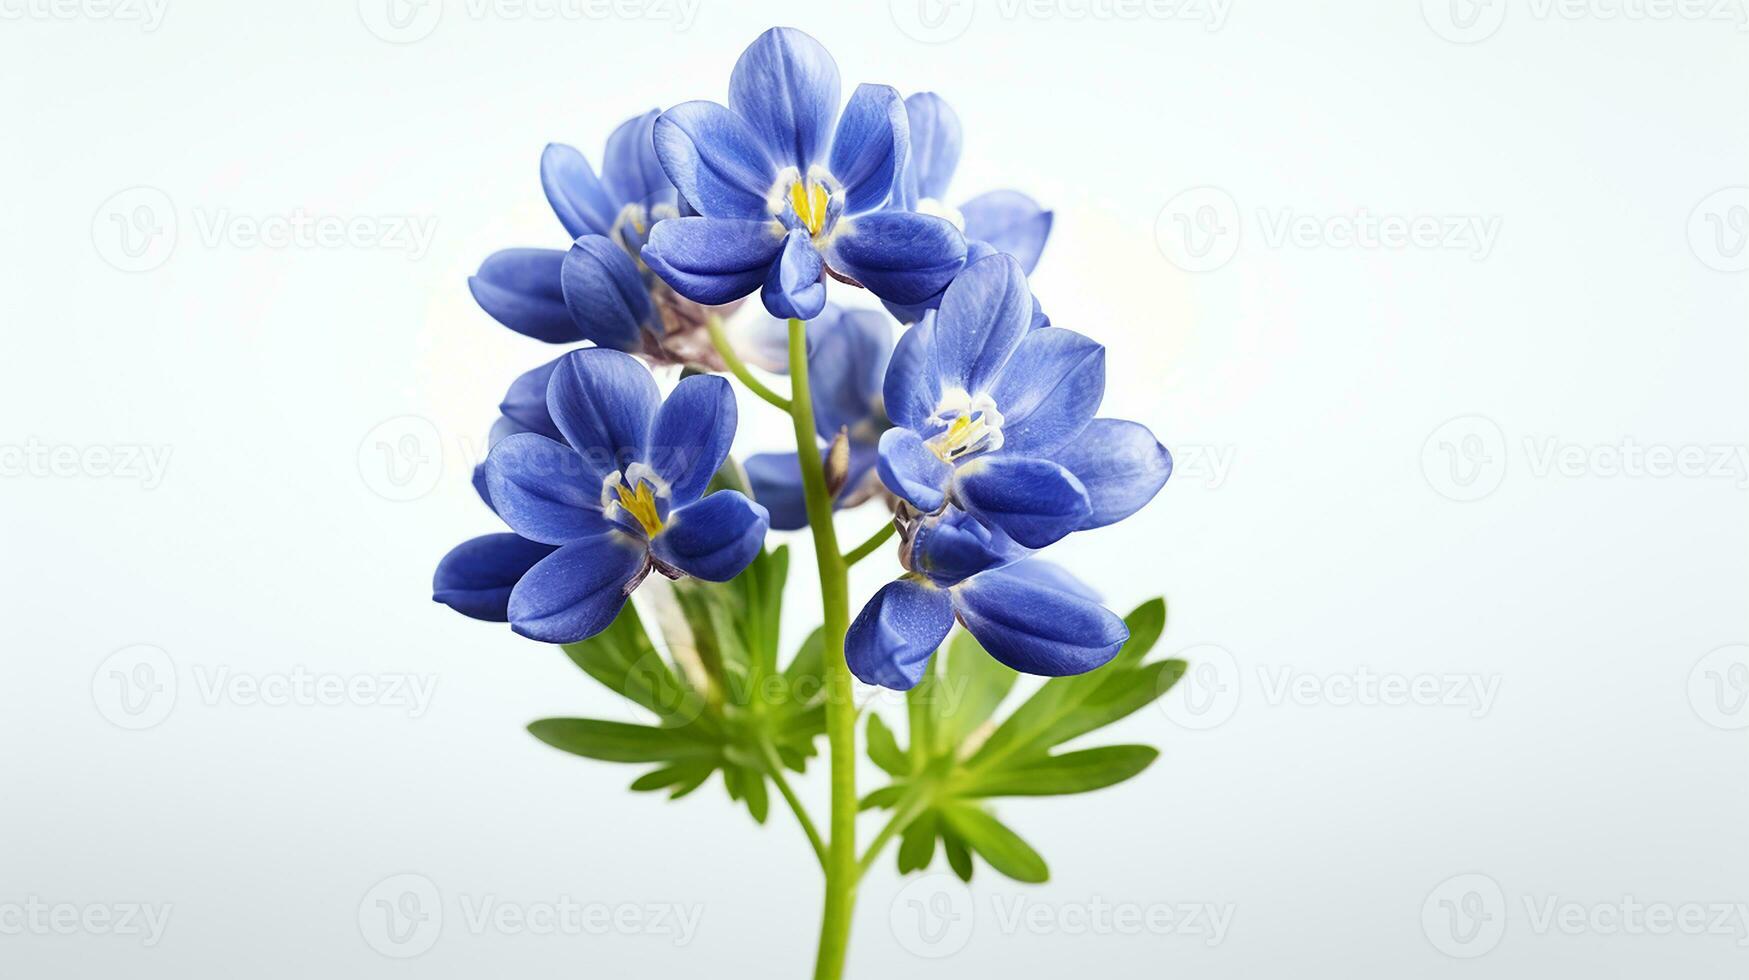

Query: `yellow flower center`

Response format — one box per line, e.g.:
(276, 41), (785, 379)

(930, 413), (993, 463)
(613, 480), (664, 538)
(789, 179), (830, 237)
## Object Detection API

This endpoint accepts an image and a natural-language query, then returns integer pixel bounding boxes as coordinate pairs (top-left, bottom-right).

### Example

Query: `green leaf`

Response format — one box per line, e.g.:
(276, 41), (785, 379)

(740, 766), (770, 824)
(629, 761), (713, 793)
(961, 745), (1158, 797)
(860, 785), (905, 810)
(1030, 659), (1185, 752)
(866, 713), (908, 776)
(897, 809), (938, 874)
(560, 604), (704, 726)
(934, 630), (1017, 753)
(527, 718), (717, 763)
(942, 804), (1048, 883)
(942, 826), (974, 881)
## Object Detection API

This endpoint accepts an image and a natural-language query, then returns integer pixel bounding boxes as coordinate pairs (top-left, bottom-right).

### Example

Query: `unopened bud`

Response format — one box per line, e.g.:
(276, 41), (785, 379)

(824, 427), (851, 498)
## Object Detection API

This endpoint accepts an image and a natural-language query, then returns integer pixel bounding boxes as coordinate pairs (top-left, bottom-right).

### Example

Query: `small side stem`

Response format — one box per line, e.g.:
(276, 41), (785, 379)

(706, 316), (792, 412)
(759, 738), (826, 868)
(842, 521), (898, 567)
(856, 784), (933, 878)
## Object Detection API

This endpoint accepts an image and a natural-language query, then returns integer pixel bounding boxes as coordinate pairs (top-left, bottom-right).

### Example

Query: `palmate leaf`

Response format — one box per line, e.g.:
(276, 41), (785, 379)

(528, 540), (827, 827)
(861, 598), (1180, 884)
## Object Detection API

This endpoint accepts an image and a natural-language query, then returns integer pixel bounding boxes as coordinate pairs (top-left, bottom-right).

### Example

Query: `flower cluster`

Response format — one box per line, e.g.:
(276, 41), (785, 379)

(434, 26), (1170, 692)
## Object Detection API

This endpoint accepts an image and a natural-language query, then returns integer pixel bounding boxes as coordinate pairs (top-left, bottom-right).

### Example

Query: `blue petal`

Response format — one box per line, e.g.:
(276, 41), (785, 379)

(877, 427), (953, 512)
(650, 490), (769, 582)
(829, 84), (907, 215)
(642, 216), (785, 306)
(647, 374), (737, 506)
(882, 313), (940, 431)
(845, 577), (955, 690)
(761, 231), (826, 320)
(729, 27), (840, 173)
(1029, 294), (1051, 330)
(809, 308), (892, 440)
(468, 249), (580, 344)
(652, 101), (776, 218)
(994, 560), (1103, 603)
(1050, 418), (1172, 529)
(541, 143), (616, 239)
(602, 108), (673, 210)
(902, 92), (962, 204)
(987, 327), (1105, 456)
(560, 235), (654, 352)
(824, 211), (965, 307)
(484, 433), (615, 545)
(879, 238), (997, 324)
(433, 533), (559, 622)
(475, 415), (533, 511)
(950, 566), (1129, 677)
(498, 359), (564, 441)
(744, 452), (811, 531)
(932, 252), (1033, 396)
(953, 455), (1091, 549)
(908, 506), (1029, 586)
(961, 190), (1052, 275)
(508, 532), (650, 643)
(546, 348), (658, 473)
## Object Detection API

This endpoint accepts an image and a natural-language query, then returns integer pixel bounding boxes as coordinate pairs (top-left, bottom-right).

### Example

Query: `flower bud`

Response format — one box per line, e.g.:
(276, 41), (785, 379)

(824, 427), (852, 498)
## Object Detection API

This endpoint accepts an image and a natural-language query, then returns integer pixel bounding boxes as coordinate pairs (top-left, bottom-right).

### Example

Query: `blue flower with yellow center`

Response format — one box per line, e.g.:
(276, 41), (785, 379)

(641, 27), (969, 321)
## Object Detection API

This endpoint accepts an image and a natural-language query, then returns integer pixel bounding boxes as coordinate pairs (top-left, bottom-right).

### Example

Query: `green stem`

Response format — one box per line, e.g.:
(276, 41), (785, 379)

(842, 521), (898, 567)
(787, 317), (858, 980)
(759, 737), (826, 868)
(706, 316), (792, 412)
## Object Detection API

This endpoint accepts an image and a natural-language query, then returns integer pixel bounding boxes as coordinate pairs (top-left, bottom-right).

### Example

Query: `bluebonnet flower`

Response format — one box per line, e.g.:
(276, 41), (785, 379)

(467, 110), (732, 369)
(641, 27), (967, 321)
(451, 348), (768, 642)
(845, 253), (1172, 688)
(740, 304), (895, 529)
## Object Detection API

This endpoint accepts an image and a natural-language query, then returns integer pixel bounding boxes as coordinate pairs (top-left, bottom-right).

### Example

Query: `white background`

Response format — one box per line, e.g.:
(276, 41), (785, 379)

(2, 0), (1746, 976)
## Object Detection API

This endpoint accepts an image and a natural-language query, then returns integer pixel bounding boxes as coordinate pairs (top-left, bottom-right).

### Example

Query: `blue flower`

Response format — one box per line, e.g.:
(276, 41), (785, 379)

(846, 557), (1129, 690)
(880, 93), (1055, 323)
(741, 304), (895, 529)
(467, 110), (733, 368)
(468, 348), (768, 643)
(641, 27), (968, 321)
(845, 253), (1173, 689)
(435, 403), (560, 623)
